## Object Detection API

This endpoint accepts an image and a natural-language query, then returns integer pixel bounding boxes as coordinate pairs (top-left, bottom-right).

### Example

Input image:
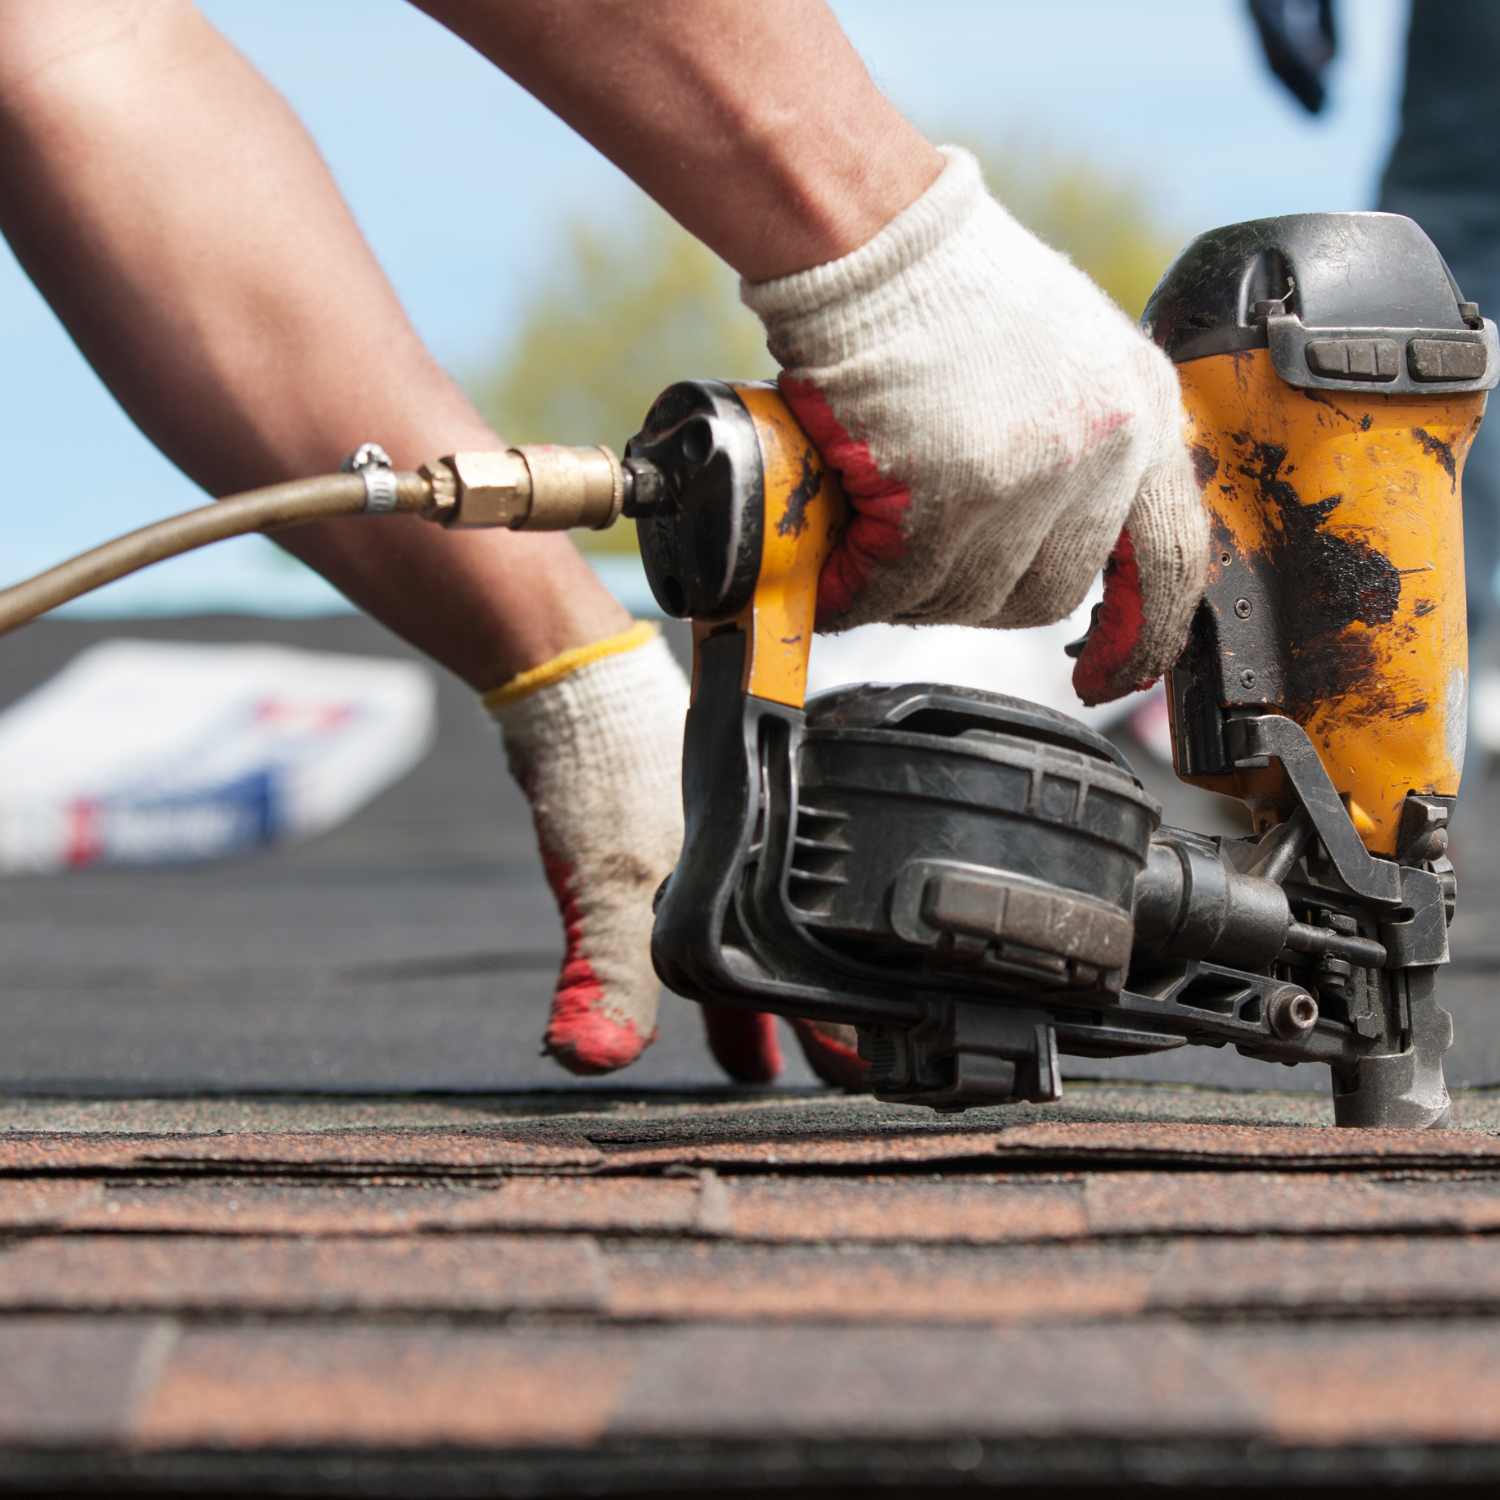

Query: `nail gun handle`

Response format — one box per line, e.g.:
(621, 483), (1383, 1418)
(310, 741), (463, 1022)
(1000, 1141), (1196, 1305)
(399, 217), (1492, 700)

(629, 378), (845, 710)
(723, 383), (846, 709)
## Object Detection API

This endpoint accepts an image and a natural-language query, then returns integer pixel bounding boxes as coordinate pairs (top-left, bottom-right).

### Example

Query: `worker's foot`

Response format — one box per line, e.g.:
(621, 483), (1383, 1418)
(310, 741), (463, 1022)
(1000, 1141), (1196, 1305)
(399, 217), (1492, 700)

(488, 622), (687, 1074)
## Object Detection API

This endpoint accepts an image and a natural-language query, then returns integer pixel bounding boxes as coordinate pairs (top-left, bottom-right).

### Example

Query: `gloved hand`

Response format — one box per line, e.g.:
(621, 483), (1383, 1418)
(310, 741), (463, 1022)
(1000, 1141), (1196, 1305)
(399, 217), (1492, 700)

(487, 622), (681, 1073)
(488, 621), (866, 1088)
(742, 147), (1211, 706)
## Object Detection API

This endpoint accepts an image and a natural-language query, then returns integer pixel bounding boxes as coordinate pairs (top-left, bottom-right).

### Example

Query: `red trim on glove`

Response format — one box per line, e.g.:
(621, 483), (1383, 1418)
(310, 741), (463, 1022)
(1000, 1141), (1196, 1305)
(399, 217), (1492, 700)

(790, 1019), (869, 1091)
(780, 377), (910, 624)
(700, 1010), (869, 1090)
(539, 850), (655, 1074)
(1071, 527), (1150, 707)
(701, 1007), (783, 1084)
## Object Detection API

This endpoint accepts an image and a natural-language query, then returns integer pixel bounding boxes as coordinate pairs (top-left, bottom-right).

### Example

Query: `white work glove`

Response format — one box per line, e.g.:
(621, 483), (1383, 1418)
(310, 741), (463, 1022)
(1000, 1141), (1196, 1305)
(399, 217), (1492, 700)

(488, 622), (865, 1086)
(487, 623), (684, 1072)
(742, 147), (1211, 704)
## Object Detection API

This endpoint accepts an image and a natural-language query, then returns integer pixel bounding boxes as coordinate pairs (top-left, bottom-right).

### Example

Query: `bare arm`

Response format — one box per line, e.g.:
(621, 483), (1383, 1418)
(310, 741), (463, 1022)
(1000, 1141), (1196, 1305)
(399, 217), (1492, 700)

(414, 0), (944, 282)
(0, 1), (626, 686)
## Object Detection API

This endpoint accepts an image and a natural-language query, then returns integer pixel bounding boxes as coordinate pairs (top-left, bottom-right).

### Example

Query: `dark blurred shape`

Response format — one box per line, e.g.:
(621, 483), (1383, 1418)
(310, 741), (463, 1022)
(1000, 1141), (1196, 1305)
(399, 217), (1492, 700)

(1382, 2), (1500, 239)
(1248, 0), (1338, 114)
(1380, 1), (1500, 661)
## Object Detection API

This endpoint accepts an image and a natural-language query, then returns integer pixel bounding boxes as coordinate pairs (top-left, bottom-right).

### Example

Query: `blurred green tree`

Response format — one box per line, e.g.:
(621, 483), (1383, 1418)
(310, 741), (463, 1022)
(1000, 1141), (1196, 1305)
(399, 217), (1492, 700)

(475, 211), (763, 444)
(471, 149), (1181, 553)
(978, 145), (1182, 320)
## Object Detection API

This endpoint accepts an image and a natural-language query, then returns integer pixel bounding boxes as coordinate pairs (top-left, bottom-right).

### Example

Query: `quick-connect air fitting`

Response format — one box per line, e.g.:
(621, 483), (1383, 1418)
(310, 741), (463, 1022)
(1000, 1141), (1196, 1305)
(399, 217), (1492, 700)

(421, 445), (635, 532)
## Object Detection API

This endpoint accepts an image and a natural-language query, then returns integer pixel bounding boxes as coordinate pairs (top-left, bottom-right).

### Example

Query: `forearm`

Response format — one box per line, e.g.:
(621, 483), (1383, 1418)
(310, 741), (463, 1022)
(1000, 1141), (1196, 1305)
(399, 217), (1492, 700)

(0, 2), (627, 686)
(414, 0), (942, 282)
(0, 1), (497, 492)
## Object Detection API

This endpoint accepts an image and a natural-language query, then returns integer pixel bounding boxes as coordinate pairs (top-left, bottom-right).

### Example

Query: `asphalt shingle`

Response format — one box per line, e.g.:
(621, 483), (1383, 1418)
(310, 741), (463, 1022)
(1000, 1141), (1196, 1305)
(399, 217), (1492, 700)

(1, 1084), (1499, 1493)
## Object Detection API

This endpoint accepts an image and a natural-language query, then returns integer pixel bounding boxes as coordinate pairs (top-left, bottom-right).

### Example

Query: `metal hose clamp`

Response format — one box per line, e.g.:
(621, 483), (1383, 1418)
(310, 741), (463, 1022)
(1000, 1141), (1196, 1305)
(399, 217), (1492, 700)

(340, 442), (398, 513)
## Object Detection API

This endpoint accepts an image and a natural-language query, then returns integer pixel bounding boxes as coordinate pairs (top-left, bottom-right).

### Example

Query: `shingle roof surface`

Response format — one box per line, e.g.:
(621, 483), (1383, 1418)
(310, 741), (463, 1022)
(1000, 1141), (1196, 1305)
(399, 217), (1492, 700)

(4, 1084), (1500, 1495)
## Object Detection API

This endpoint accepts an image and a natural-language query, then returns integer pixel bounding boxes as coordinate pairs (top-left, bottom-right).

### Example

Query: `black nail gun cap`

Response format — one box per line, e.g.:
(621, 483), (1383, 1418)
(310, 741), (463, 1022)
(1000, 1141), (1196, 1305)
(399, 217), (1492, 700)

(805, 681), (1136, 773)
(1144, 211), (1500, 395)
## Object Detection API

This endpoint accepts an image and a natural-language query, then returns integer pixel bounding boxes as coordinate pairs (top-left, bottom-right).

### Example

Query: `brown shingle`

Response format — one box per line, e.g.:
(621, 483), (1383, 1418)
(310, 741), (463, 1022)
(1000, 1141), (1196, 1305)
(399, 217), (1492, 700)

(60, 1177), (702, 1237)
(606, 1242), (1152, 1324)
(1151, 1234), (1500, 1316)
(1086, 1169), (1500, 1236)
(9, 1112), (1498, 1185)
(0, 1180), (103, 1229)
(77, 1181), (505, 1235)
(0, 1127), (602, 1177)
(988, 1120), (1500, 1169)
(594, 1130), (1017, 1173)
(1216, 1322), (1500, 1444)
(0, 1234), (607, 1315)
(0, 1318), (172, 1446)
(726, 1176), (1087, 1243)
(137, 1327), (634, 1448)
(607, 1234), (1500, 1326)
(607, 1323), (1260, 1439)
(8, 1087), (1500, 1475)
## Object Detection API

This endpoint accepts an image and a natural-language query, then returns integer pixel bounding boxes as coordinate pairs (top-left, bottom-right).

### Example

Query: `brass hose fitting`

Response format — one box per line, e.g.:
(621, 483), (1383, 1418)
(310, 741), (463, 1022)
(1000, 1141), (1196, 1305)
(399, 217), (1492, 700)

(422, 445), (627, 532)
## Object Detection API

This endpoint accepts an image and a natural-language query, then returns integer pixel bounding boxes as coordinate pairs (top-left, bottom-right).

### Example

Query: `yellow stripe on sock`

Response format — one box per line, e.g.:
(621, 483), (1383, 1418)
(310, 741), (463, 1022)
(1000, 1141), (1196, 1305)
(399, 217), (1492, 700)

(482, 620), (659, 711)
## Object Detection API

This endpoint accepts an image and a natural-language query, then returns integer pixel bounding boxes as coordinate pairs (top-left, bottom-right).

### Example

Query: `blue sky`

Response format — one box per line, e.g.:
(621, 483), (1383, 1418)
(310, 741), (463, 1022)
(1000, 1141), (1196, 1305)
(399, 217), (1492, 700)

(0, 0), (1410, 612)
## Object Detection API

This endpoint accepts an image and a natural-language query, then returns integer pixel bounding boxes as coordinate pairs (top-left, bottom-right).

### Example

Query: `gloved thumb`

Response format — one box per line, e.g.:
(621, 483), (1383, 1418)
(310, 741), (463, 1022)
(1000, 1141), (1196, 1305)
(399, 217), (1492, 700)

(1071, 453), (1210, 705)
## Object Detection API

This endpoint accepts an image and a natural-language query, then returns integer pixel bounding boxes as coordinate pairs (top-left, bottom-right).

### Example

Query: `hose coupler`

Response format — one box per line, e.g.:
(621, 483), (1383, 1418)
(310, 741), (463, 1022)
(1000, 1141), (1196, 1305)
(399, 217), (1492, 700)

(421, 444), (627, 531)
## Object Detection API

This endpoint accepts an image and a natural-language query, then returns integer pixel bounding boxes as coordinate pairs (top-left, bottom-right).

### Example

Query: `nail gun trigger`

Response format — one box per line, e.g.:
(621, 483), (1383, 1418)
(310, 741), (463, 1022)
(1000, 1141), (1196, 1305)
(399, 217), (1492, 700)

(1064, 603), (1105, 660)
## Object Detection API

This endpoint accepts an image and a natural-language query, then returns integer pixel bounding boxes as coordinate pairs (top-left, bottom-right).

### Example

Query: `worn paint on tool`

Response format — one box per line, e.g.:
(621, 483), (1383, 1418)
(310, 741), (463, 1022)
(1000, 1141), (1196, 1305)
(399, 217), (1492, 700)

(723, 382), (846, 708)
(1173, 347), (1482, 854)
(776, 452), (822, 539)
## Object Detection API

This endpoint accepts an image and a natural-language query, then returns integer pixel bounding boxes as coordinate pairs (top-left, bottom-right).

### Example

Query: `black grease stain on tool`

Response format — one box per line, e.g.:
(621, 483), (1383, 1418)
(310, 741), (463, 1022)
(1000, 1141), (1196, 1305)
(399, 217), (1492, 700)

(1191, 444), (1219, 489)
(1295, 630), (1396, 724)
(1412, 427), (1457, 491)
(777, 450), (821, 538)
(1234, 438), (1403, 716)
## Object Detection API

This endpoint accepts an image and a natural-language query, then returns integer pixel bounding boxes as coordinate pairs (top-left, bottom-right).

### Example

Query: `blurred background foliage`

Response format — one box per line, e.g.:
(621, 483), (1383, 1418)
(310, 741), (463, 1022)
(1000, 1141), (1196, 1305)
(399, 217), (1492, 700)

(471, 147), (1182, 553)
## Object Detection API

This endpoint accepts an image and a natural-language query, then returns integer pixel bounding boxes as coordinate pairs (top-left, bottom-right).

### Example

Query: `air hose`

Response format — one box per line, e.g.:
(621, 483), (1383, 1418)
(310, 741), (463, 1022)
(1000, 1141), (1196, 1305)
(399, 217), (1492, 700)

(0, 440), (650, 639)
(0, 470), (437, 638)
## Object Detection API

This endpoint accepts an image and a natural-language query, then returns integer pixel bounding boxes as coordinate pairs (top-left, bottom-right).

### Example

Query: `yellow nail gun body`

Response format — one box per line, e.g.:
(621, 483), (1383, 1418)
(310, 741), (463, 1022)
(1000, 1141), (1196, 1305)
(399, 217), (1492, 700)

(1176, 346), (1474, 855)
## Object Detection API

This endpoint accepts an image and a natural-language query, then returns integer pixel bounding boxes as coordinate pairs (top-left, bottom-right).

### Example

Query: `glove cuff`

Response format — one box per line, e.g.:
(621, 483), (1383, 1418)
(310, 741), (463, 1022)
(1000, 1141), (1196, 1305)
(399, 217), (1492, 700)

(485, 622), (687, 787)
(482, 620), (660, 713)
(741, 145), (984, 325)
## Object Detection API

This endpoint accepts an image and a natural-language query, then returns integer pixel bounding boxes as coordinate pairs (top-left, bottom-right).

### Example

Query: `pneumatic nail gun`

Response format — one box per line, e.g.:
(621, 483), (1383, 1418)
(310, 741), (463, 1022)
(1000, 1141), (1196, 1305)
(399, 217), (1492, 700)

(601, 212), (1495, 1129)
(411, 211), (1494, 1127)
